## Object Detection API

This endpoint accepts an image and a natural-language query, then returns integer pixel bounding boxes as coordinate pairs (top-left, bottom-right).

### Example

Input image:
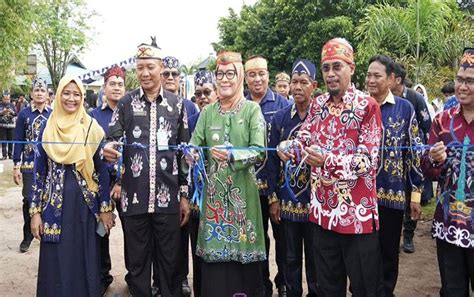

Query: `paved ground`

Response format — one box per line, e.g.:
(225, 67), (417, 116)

(0, 159), (441, 296)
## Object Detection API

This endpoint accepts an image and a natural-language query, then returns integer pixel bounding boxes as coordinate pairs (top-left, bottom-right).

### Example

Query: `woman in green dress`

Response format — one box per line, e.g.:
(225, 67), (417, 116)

(189, 51), (267, 297)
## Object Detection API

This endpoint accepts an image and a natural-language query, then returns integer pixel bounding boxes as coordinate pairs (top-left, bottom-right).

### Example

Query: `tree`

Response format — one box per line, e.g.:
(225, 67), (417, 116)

(213, 0), (393, 85)
(32, 0), (95, 91)
(355, 0), (473, 97)
(0, 0), (35, 89)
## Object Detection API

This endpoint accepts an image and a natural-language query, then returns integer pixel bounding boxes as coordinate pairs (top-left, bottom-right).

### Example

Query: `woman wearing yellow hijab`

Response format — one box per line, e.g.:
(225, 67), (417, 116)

(30, 75), (114, 297)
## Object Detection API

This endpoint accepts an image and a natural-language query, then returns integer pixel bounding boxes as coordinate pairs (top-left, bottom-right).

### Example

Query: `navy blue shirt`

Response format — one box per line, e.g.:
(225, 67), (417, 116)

(13, 105), (52, 173)
(90, 104), (114, 135)
(267, 104), (311, 222)
(0, 102), (16, 128)
(246, 88), (290, 197)
(377, 94), (424, 210)
(183, 97), (199, 123)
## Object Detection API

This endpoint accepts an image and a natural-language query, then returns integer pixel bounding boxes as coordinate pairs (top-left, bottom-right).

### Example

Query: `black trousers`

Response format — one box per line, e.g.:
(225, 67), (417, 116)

(260, 195), (284, 295)
(378, 206), (404, 297)
(0, 127), (13, 157)
(118, 212), (131, 286)
(437, 239), (474, 297)
(311, 224), (384, 297)
(201, 261), (264, 297)
(152, 223), (190, 288)
(189, 215), (202, 297)
(403, 191), (417, 240)
(21, 173), (33, 242)
(280, 220), (318, 297)
(122, 213), (181, 297)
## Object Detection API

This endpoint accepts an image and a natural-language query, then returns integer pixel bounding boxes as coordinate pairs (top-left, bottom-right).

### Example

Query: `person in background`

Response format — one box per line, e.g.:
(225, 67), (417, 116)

(441, 81), (455, 99)
(89, 65), (126, 295)
(414, 84), (435, 120)
(182, 69), (217, 297)
(275, 72), (292, 101)
(13, 78), (52, 253)
(421, 47), (474, 297)
(245, 55), (290, 297)
(442, 81), (459, 111)
(158, 55), (198, 297)
(16, 94), (28, 113)
(0, 91), (16, 159)
(30, 75), (114, 297)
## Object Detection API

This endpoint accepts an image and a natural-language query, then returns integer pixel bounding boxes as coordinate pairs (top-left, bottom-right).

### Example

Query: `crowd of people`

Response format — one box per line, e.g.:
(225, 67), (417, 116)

(5, 36), (473, 297)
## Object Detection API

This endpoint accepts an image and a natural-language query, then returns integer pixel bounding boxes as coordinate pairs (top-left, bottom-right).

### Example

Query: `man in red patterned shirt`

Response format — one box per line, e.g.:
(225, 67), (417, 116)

(279, 38), (384, 297)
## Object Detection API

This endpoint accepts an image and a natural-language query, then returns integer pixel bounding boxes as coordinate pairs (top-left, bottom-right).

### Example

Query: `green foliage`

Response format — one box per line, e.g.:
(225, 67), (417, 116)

(0, 0), (35, 89)
(125, 69), (140, 91)
(356, 0), (473, 84)
(32, 0), (95, 91)
(214, 0), (472, 90)
(213, 0), (390, 85)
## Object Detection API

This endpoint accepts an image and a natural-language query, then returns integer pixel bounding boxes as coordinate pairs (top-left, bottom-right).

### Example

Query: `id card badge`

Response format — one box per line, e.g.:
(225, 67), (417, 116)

(157, 130), (169, 151)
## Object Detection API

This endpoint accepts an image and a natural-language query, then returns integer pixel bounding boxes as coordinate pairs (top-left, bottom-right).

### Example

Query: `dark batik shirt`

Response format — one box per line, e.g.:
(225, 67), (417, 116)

(421, 105), (474, 249)
(13, 105), (51, 173)
(377, 93), (424, 210)
(268, 104), (311, 222)
(0, 102), (16, 128)
(401, 86), (432, 142)
(107, 88), (189, 216)
(246, 88), (290, 197)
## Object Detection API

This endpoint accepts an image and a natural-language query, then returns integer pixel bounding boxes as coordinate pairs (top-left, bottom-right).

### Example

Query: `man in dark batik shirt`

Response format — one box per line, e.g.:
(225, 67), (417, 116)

(268, 59), (319, 297)
(391, 62), (433, 253)
(103, 39), (190, 297)
(13, 78), (51, 253)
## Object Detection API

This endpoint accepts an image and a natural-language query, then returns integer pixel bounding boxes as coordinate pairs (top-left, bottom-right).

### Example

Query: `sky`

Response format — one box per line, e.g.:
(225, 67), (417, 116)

(80, 0), (256, 71)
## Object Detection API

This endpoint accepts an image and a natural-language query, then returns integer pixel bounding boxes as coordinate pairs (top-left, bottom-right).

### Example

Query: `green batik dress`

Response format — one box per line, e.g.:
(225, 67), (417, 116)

(190, 98), (267, 264)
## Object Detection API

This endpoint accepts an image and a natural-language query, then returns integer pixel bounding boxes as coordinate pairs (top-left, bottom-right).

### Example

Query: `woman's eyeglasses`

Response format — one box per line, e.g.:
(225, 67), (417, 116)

(215, 70), (237, 80)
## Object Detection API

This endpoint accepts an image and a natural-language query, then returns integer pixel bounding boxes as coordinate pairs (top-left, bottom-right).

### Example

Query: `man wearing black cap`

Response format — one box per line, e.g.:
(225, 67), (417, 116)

(268, 58), (319, 297)
(13, 78), (51, 252)
(0, 91), (16, 159)
(421, 48), (474, 297)
(103, 39), (190, 297)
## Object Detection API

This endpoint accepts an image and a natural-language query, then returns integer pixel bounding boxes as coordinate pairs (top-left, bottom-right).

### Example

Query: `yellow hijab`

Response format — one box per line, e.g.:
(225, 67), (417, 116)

(42, 75), (105, 192)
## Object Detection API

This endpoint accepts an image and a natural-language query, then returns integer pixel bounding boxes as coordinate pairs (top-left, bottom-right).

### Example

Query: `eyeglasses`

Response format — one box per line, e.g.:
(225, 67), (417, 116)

(216, 70), (237, 80)
(162, 71), (180, 78)
(321, 62), (347, 73)
(455, 76), (474, 87)
(195, 89), (213, 97)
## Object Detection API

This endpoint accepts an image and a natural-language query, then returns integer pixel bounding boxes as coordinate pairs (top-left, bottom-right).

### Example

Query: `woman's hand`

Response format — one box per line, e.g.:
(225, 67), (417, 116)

(31, 213), (43, 240)
(210, 146), (229, 162)
(99, 212), (115, 234)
